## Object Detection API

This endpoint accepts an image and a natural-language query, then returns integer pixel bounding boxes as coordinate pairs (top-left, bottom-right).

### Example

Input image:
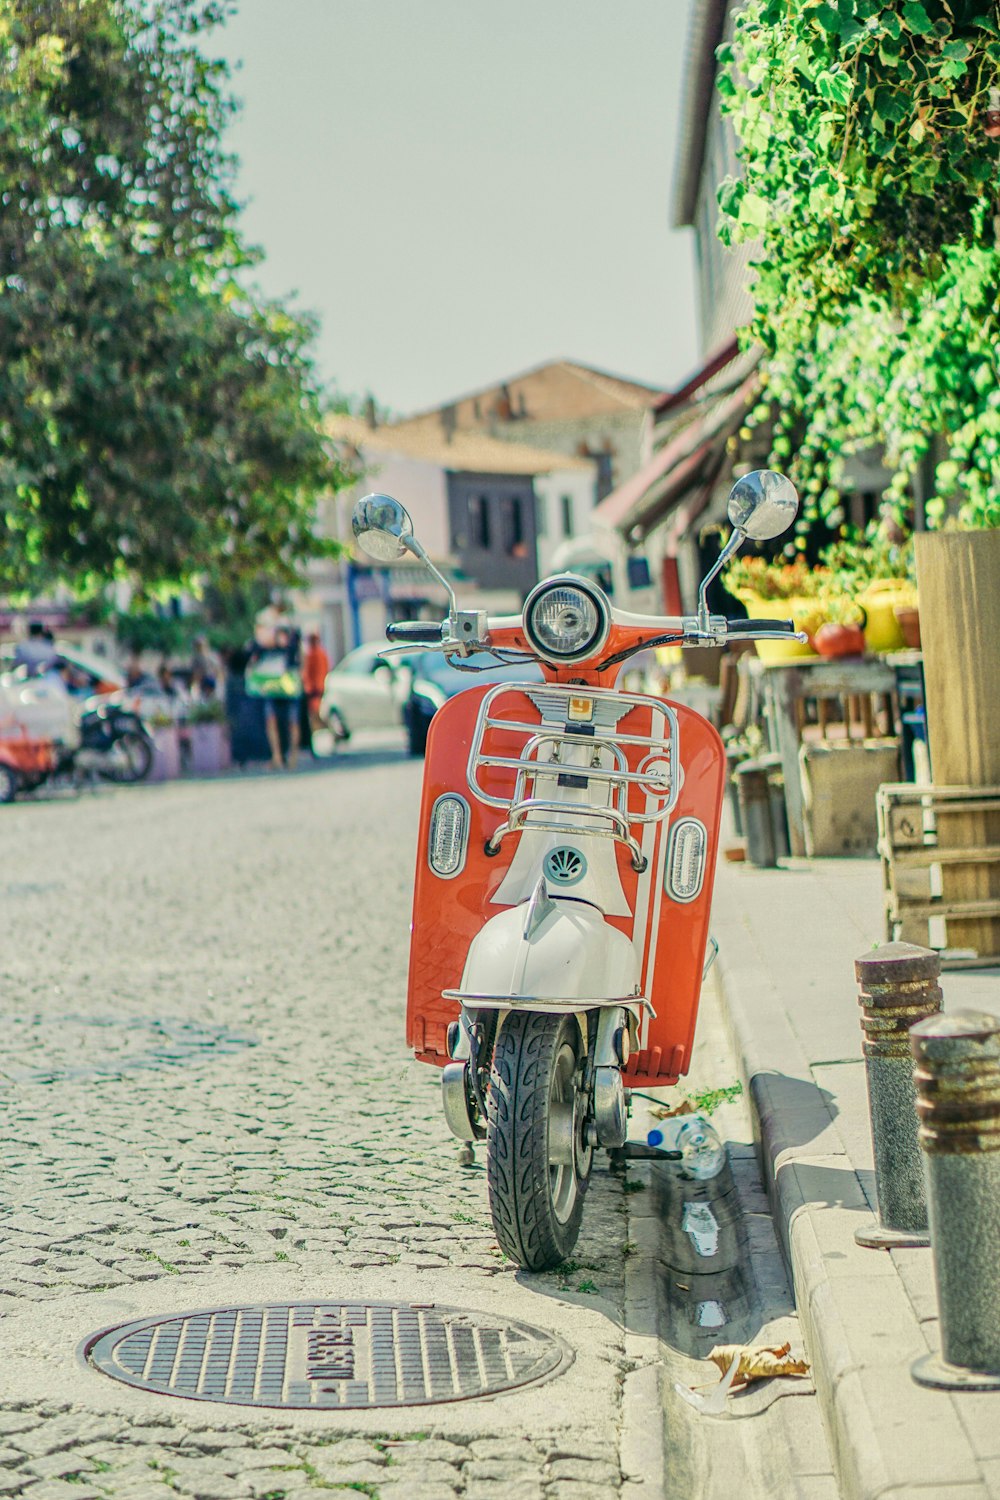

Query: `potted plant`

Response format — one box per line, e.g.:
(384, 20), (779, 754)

(819, 530), (917, 654)
(724, 555), (827, 662)
(812, 594), (867, 659)
(148, 711), (181, 782)
(185, 700), (231, 775)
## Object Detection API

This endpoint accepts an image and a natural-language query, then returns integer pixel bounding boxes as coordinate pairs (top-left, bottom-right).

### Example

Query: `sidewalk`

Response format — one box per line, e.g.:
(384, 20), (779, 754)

(710, 851), (1000, 1500)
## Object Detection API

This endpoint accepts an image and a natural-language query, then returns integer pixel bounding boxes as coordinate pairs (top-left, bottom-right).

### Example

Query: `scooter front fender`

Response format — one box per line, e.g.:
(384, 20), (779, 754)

(447, 896), (642, 1012)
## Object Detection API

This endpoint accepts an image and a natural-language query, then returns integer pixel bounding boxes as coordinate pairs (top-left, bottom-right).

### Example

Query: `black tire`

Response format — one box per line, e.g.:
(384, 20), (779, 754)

(328, 708), (350, 743)
(487, 1011), (591, 1270)
(98, 730), (154, 784)
(0, 764), (19, 803)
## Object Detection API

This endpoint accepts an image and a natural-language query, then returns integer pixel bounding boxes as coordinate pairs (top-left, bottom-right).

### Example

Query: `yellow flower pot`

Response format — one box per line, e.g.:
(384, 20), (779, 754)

(858, 579), (918, 654)
(736, 591), (823, 663)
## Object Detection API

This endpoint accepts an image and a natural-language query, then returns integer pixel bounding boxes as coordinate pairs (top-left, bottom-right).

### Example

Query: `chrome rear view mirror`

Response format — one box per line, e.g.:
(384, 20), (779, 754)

(727, 469), (799, 541)
(352, 493), (415, 563)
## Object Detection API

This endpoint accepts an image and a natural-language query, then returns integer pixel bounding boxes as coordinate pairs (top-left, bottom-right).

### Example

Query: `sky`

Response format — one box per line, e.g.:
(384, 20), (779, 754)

(214, 0), (699, 417)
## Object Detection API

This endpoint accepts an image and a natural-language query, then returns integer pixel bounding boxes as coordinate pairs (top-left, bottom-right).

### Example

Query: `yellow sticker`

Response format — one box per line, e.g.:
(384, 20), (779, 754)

(568, 696), (594, 722)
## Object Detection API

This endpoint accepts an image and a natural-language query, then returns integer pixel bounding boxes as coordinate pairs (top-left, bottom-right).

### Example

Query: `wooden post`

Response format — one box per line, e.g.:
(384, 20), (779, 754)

(767, 666), (808, 857)
(914, 531), (1000, 959)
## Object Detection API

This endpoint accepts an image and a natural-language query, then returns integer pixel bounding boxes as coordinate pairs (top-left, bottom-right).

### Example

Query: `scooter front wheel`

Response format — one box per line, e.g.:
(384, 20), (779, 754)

(486, 1010), (591, 1270)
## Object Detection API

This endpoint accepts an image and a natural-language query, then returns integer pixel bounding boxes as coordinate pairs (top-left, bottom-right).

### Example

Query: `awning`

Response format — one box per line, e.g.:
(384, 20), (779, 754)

(593, 370), (759, 540)
(651, 336), (739, 417)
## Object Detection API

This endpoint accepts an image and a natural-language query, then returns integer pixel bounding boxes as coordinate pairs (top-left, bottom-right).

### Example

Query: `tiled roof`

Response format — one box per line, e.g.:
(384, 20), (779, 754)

(326, 413), (593, 476)
(396, 359), (664, 429)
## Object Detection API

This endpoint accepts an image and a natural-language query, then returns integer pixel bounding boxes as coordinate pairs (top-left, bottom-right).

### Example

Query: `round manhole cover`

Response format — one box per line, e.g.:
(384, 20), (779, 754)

(85, 1301), (572, 1408)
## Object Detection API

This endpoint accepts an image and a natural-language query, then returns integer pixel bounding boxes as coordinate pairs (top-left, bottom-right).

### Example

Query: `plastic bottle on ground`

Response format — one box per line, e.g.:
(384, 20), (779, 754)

(646, 1112), (726, 1180)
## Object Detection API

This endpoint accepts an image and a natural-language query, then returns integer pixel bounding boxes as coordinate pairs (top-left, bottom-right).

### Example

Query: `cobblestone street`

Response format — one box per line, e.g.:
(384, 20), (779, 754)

(0, 751), (634, 1500)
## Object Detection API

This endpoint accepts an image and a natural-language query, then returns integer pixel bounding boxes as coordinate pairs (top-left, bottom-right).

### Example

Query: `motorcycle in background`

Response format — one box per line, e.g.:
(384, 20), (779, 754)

(353, 471), (803, 1270)
(0, 672), (153, 802)
(78, 701), (154, 784)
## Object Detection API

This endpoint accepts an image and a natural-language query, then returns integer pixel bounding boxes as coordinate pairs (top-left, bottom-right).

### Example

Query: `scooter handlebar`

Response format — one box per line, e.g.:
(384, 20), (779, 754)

(385, 621), (445, 644)
(728, 617), (797, 635)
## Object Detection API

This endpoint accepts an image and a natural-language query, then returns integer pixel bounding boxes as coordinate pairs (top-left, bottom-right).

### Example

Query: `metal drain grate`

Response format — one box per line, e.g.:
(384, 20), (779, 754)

(85, 1301), (572, 1409)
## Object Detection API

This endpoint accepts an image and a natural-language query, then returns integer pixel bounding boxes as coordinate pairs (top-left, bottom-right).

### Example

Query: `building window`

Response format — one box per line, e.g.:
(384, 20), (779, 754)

(561, 494), (574, 538)
(504, 496), (526, 557)
(535, 494), (547, 537)
(468, 494), (491, 550)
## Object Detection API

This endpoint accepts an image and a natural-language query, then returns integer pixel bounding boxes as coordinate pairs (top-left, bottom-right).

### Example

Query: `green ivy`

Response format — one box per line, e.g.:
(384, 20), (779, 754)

(717, 0), (1000, 530)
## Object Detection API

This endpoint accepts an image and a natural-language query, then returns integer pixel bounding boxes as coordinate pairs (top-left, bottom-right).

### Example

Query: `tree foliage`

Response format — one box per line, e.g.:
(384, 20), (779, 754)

(718, 0), (1000, 529)
(0, 0), (350, 595)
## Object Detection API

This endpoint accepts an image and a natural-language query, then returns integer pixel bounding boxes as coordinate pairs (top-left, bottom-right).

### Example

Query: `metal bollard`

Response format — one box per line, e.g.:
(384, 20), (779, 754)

(735, 760), (776, 868)
(854, 942), (942, 1250)
(910, 1010), (1000, 1391)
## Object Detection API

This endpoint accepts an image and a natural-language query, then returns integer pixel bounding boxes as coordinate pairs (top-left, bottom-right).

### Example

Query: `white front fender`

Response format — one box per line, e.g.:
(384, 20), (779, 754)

(456, 895), (640, 1007)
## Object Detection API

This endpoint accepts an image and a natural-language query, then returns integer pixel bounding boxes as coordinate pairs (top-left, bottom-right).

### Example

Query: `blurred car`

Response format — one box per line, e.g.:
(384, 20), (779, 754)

(54, 642), (125, 696)
(0, 642), (125, 697)
(320, 642), (415, 741)
(403, 651), (543, 757)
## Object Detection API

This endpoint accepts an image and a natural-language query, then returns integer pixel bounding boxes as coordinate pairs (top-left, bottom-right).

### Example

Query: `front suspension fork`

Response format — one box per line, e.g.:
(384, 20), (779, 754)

(441, 1004), (632, 1149)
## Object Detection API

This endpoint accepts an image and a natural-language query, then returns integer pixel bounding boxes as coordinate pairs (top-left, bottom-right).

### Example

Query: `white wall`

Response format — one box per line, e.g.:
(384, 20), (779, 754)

(534, 466), (598, 579)
(349, 449), (450, 558)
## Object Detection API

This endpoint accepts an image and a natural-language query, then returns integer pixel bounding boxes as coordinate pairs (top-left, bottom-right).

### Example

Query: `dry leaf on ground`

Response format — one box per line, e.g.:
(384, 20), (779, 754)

(649, 1098), (695, 1119)
(707, 1341), (810, 1391)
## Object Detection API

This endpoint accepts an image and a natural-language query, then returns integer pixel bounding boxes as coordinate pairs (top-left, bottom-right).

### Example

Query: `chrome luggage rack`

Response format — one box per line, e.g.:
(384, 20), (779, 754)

(466, 683), (680, 871)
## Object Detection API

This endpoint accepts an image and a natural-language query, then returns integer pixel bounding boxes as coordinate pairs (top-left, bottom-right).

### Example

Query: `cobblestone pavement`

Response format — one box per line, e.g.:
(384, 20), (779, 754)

(0, 752), (635, 1500)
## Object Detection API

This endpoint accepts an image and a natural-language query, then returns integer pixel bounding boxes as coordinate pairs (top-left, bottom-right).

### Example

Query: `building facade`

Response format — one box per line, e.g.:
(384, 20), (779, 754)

(386, 359), (664, 501)
(590, 1), (766, 616)
(302, 413), (595, 658)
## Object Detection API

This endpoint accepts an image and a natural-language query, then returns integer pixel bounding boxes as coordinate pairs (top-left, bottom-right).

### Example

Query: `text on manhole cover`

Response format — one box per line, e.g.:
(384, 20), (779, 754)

(85, 1301), (572, 1408)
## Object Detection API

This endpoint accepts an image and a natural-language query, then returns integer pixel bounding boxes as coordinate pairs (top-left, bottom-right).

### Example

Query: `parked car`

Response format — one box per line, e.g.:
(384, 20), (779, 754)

(403, 651), (544, 756)
(320, 642), (415, 741)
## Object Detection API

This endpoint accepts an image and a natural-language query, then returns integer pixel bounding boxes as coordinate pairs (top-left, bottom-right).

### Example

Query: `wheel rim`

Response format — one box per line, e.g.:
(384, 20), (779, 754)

(108, 734), (150, 780)
(547, 1040), (581, 1225)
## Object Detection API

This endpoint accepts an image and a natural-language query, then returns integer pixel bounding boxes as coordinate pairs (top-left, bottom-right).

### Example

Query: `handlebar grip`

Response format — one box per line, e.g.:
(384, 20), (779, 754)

(729, 617), (796, 634)
(385, 621), (444, 644)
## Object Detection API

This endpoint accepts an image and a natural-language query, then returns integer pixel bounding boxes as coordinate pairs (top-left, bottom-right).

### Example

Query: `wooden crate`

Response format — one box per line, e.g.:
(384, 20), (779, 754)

(877, 782), (1000, 967)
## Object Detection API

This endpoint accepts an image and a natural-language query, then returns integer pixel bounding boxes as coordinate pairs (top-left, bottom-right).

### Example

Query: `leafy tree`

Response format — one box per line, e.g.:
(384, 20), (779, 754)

(0, 0), (350, 595)
(717, 0), (1000, 530)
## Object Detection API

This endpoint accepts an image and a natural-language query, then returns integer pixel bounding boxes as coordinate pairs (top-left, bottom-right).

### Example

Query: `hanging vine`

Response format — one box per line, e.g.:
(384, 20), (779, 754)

(717, 0), (1000, 529)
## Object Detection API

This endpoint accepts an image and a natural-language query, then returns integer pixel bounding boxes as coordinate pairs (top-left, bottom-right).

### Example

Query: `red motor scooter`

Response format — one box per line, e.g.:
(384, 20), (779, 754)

(353, 470), (803, 1269)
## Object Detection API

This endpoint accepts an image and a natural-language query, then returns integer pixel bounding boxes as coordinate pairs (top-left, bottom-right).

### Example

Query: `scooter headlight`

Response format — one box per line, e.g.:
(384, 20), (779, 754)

(523, 576), (610, 664)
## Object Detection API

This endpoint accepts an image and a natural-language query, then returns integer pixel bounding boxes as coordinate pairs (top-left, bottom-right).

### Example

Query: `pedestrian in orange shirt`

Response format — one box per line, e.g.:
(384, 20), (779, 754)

(303, 631), (331, 734)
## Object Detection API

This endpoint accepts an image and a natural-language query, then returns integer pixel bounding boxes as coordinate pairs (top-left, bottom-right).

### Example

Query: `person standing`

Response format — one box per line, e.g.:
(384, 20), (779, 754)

(302, 631), (330, 734)
(246, 624), (302, 770)
(190, 635), (222, 699)
(13, 621), (58, 673)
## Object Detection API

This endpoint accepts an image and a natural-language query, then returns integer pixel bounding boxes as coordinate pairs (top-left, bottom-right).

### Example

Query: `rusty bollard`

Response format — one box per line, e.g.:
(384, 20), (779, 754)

(910, 1010), (1000, 1391)
(854, 943), (942, 1250)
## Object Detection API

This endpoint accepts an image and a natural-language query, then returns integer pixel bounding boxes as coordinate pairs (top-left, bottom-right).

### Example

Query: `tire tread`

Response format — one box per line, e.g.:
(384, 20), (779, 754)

(486, 1012), (586, 1270)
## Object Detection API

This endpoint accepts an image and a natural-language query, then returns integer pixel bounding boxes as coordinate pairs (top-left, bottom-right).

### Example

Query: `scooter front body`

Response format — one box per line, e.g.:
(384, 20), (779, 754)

(406, 677), (725, 1090)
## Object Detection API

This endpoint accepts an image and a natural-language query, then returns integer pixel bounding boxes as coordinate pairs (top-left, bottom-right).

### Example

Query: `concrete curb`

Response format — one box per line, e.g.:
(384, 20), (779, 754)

(712, 893), (990, 1500)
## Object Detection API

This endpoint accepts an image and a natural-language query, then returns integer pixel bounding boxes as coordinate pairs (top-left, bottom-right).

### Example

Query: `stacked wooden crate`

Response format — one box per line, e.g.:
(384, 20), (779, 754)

(877, 782), (1000, 967)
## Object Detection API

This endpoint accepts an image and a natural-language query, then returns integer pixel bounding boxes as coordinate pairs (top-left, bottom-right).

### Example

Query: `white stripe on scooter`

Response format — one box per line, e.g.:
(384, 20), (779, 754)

(628, 702), (670, 1053)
